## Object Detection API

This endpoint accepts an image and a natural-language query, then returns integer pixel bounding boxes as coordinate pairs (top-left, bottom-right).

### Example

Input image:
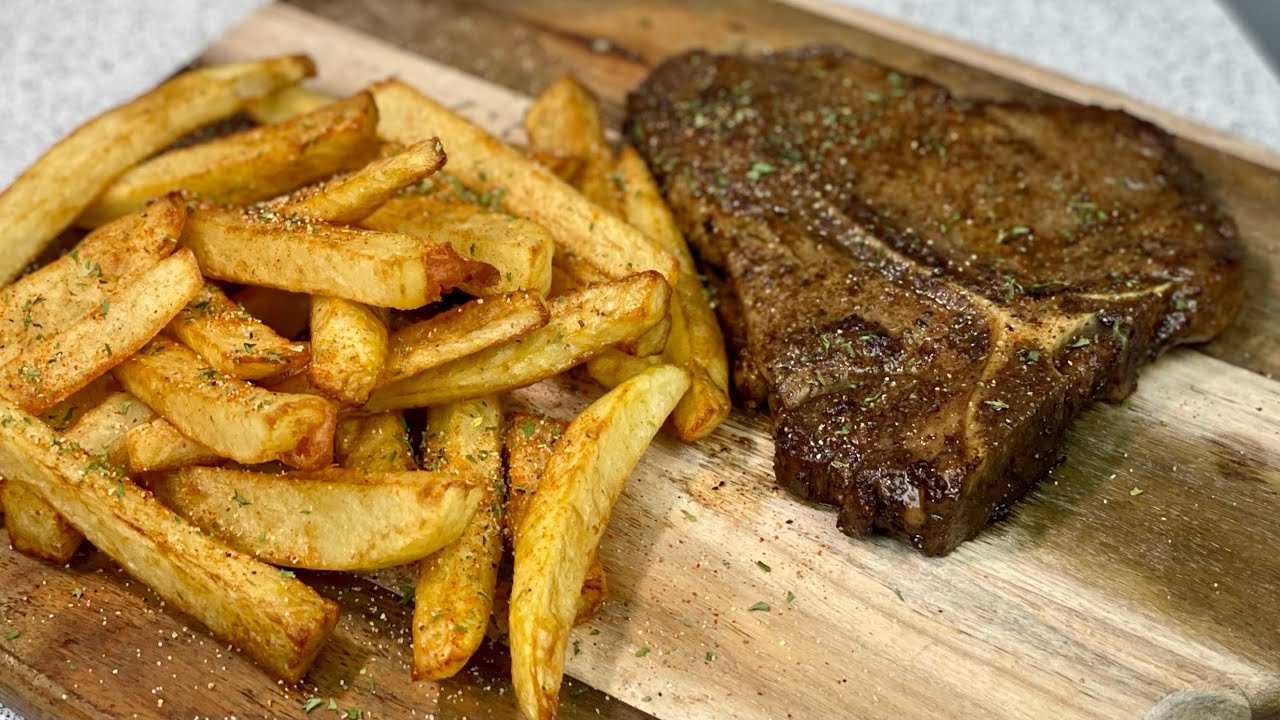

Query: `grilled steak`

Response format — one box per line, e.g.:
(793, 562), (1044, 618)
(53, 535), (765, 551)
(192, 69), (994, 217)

(626, 48), (1243, 555)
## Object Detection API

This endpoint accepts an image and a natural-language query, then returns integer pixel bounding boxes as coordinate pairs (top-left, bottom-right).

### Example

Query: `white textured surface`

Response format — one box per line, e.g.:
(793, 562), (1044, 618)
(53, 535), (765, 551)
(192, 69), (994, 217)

(0, 0), (266, 189)
(1, 1), (1278, 718)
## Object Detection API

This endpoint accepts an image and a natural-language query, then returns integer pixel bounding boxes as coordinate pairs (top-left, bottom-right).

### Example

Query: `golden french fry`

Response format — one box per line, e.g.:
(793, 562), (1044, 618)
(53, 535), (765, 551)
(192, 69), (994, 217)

(335, 412), (416, 472)
(577, 560), (607, 623)
(573, 168), (624, 218)
(525, 76), (610, 168)
(553, 246), (667, 365)
(114, 337), (336, 467)
(309, 297), (388, 405)
(362, 194), (554, 297)
(510, 365), (689, 720)
(412, 396), (504, 680)
(230, 285), (310, 340)
(0, 196), (184, 364)
(182, 205), (497, 309)
(79, 92), (379, 227)
(502, 413), (566, 540)
(380, 291), (549, 387)
(666, 363), (730, 441)
(246, 84), (334, 125)
(588, 342), (729, 445)
(527, 152), (582, 183)
(583, 348), (662, 388)
(37, 372), (119, 431)
(552, 251), (610, 286)
(616, 146), (731, 441)
(260, 367), (329, 399)
(0, 55), (315, 284)
(618, 313), (670, 358)
(58, 392), (155, 465)
(2, 481), (80, 563)
(0, 250), (203, 414)
(503, 412), (605, 624)
(0, 399), (339, 682)
(149, 466), (480, 571)
(548, 264), (585, 299)
(278, 138), (446, 224)
(524, 75), (620, 214)
(278, 402), (339, 471)
(168, 282), (309, 380)
(365, 271), (670, 411)
(3, 391), (153, 563)
(126, 417), (222, 473)
(369, 79), (679, 284)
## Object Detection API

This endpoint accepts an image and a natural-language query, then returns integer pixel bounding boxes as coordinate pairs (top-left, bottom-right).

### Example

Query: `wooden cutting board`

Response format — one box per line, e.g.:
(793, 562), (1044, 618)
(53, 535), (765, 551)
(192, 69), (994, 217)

(3, 2), (1280, 719)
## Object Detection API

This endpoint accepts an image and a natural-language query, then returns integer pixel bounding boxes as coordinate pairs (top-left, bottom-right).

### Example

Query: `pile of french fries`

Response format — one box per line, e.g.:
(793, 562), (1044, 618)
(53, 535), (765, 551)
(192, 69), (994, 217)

(0, 54), (729, 719)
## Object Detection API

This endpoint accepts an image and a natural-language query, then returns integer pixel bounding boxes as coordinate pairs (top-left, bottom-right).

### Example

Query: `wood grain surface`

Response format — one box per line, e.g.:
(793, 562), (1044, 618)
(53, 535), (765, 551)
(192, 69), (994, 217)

(1, 2), (1278, 719)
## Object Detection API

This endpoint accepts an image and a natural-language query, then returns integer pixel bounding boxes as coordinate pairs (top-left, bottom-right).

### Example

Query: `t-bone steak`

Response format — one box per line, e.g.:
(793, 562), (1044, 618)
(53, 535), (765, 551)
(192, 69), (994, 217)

(625, 47), (1243, 555)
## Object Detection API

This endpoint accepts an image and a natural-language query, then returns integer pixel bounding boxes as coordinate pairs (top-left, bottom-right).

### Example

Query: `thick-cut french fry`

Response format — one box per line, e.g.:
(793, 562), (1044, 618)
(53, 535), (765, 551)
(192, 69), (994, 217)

(0, 399), (339, 682)
(365, 271), (670, 411)
(510, 365), (689, 720)
(362, 194), (555, 297)
(182, 205), (497, 309)
(261, 367), (329, 399)
(231, 285), (310, 340)
(126, 417), (222, 473)
(308, 297), (389, 406)
(0, 196), (184, 364)
(573, 169), (625, 218)
(503, 413), (605, 624)
(614, 147), (732, 441)
(3, 391), (153, 563)
(552, 252), (610, 289)
(582, 349), (661, 388)
(149, 466), (480, 571)
(246, 84), (333, 125)
(412, 397), (504, 680)
(1, 481), (79, 562)
(369, 80), (679, 284)
(114, 337), (336, 467)
(79, 93), (379, 227)
(380, 291), (549, 386)
(525, 76), (610, 169)
(619, 313), (671, 358)
(168, 282), (309, 380)
(335, 412), (416, 472)
(57, 392), (155, 466)
(0, 250), (203, 414)
(502, 413), (566, 539)
(0, 55), (315, 284)
(524, 75), (621, 214)
(37, 372), (119, 431)
(278, 138), (446, 224)
(548, 265), (585, 299)
(577, 554), (607, 624)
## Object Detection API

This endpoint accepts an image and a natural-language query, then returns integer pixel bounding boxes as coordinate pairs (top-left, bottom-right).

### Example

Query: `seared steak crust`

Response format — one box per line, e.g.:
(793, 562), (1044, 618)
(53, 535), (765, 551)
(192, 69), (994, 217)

(626, 47), (1243, 555)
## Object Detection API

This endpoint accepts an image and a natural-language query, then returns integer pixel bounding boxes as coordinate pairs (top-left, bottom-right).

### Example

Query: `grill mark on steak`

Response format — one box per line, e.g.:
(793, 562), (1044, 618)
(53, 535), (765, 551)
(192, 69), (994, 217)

(626, 47), (1244, 555)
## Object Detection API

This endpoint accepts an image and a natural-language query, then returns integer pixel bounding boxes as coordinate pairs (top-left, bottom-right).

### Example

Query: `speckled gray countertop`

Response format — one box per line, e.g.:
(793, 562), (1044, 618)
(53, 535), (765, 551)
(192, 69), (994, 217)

(1, 1), (1278, 718)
